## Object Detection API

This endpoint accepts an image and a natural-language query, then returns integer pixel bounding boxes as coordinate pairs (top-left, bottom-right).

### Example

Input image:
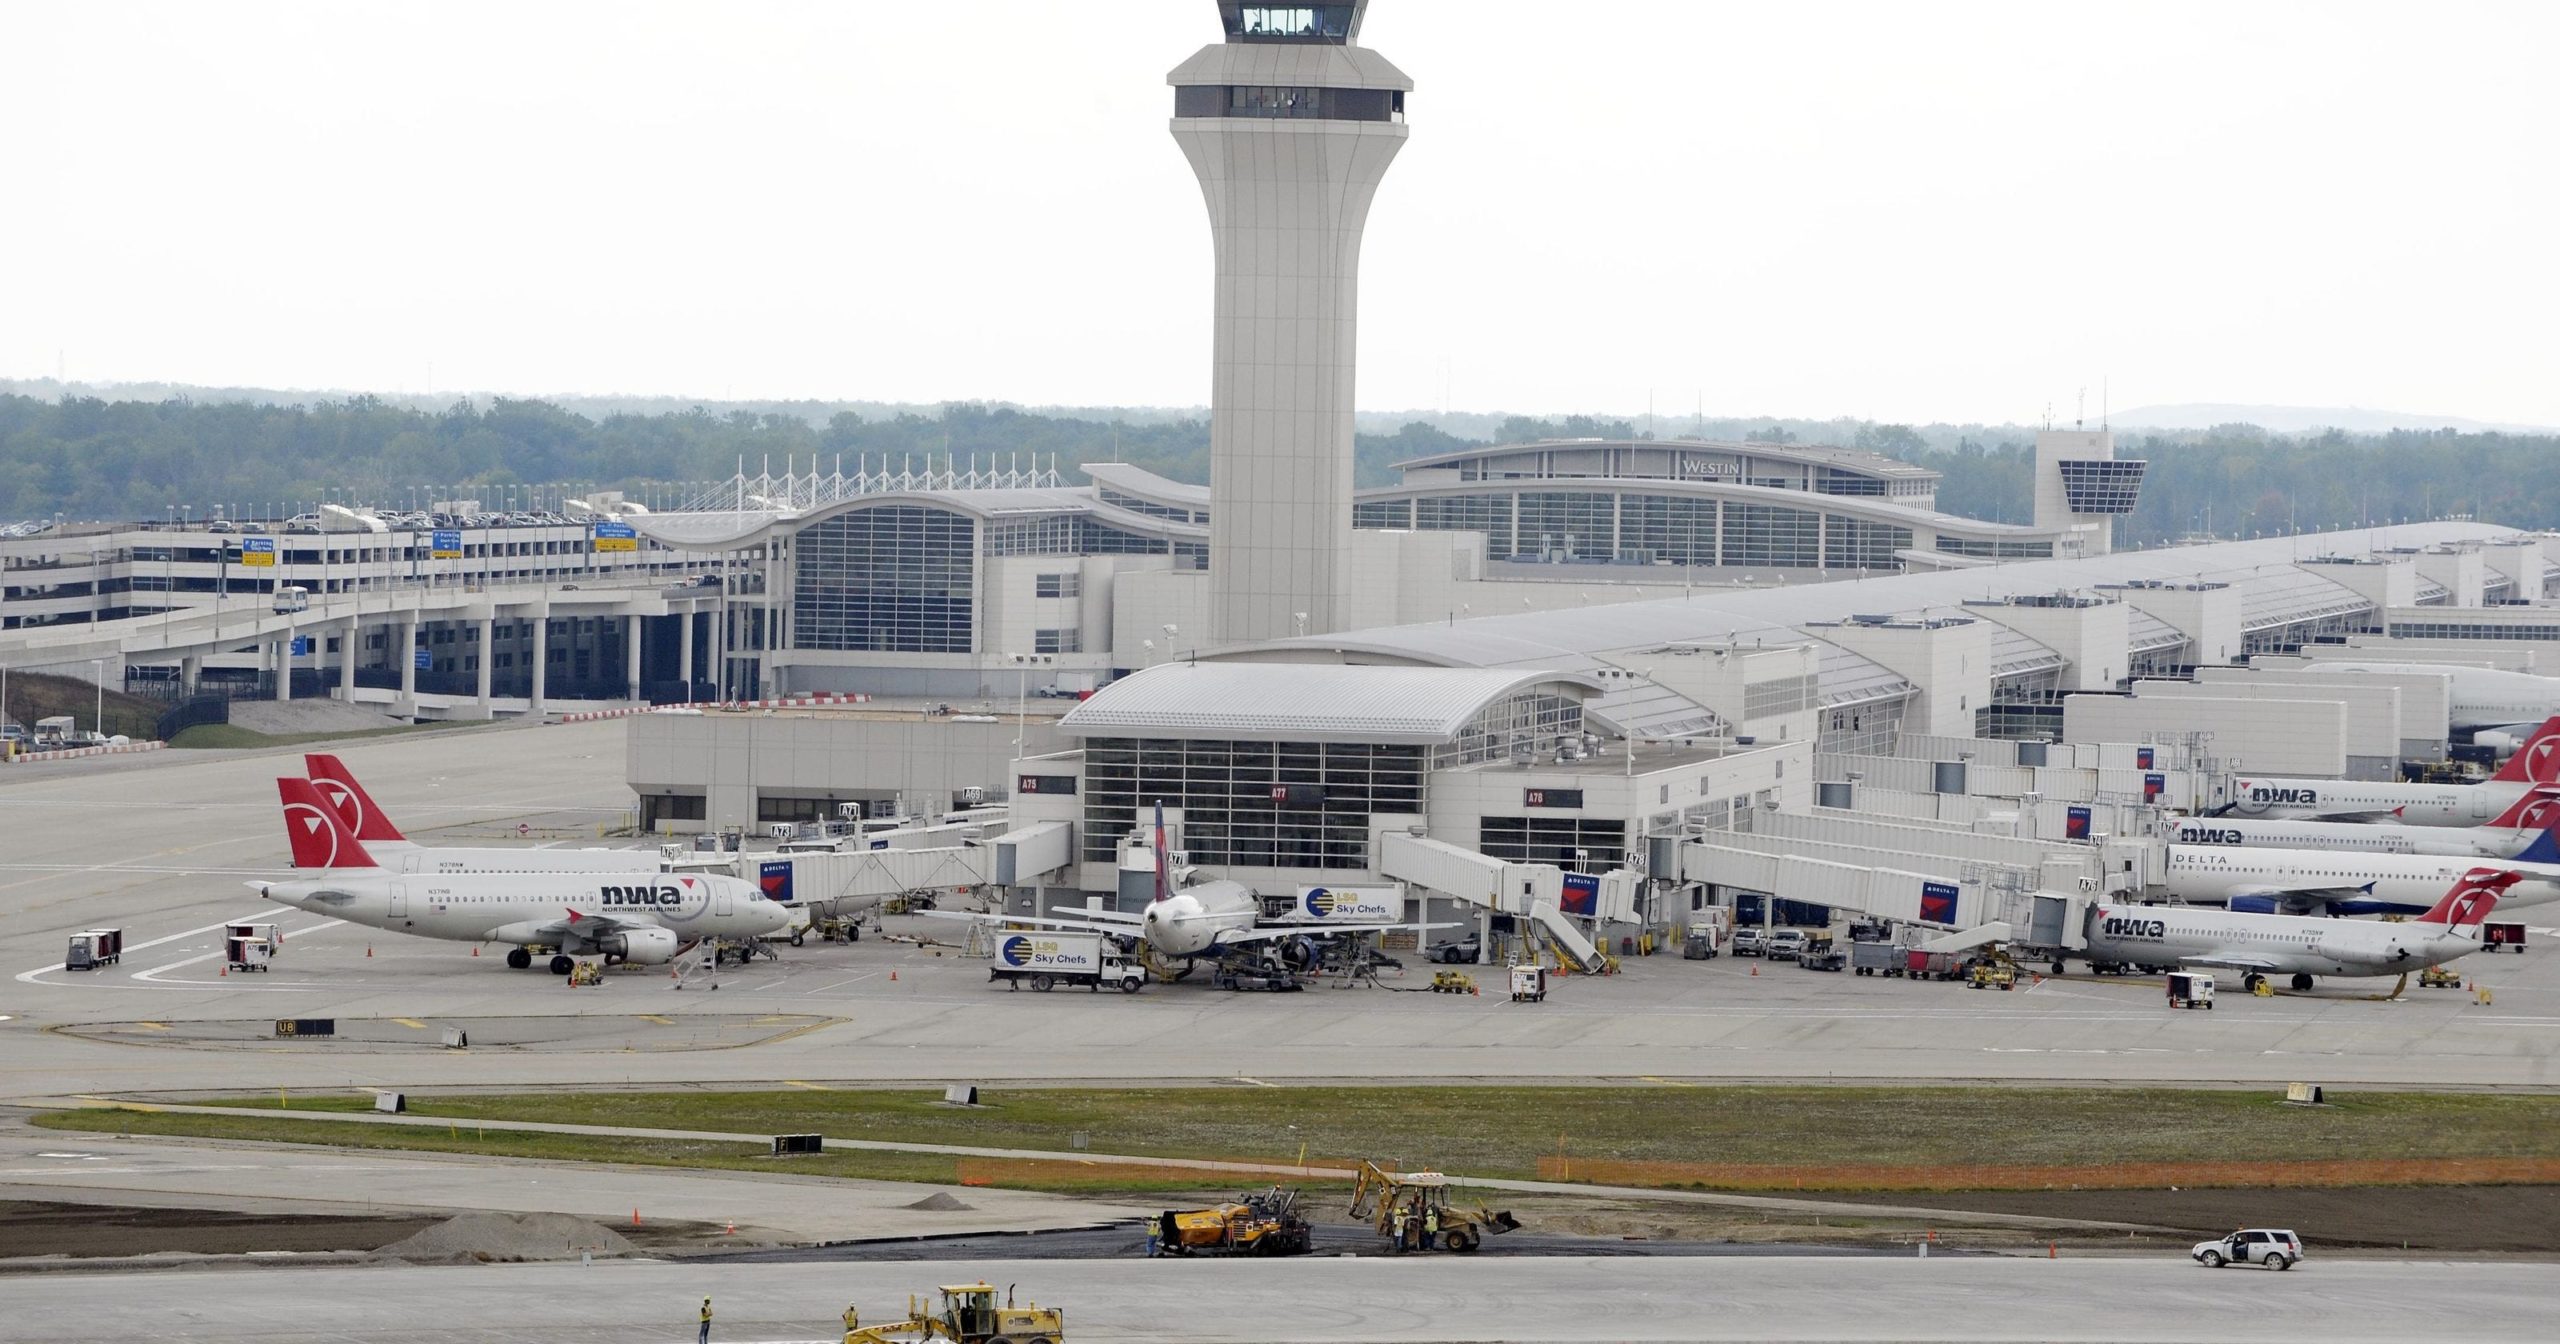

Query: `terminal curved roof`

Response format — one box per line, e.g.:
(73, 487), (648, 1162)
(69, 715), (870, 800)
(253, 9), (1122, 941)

(1351, 476), (2046, 540)
(1059, 661), (1606, 744)
(1247, 522), (2517, 683)
(1389, 437), (1940, 482)
(632, 485), (1204, 552)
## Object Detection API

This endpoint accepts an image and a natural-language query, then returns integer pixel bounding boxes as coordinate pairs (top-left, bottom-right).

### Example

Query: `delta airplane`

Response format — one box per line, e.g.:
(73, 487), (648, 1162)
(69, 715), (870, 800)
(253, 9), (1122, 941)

(931, 803), (1437, 967)
(2304, 662), (2560, 753)
(2171, 786), (2560, 859)
(2087, 869), (2510, 993)
(259, 778), (790, 973)
(2163, 838), (2560, 916)
(2217, 715), (2560, 826)
(303, 754), (670, 874)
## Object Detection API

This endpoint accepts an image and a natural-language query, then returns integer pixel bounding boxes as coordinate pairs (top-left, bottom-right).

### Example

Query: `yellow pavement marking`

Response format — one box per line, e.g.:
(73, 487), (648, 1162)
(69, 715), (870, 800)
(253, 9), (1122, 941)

(391, 1018), (427, 1029)
(783, 1080), (831, 1091)
(133, 1022), (170, 1032)
(640, 1014), (675, 1025)
(1639, 1075), (1697, 1088)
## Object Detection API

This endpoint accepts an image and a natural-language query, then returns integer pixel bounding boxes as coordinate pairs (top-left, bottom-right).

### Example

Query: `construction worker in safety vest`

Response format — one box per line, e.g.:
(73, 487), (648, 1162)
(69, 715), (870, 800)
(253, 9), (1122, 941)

(1390, 1207), (1409, 1252)
(1423, 1206), (1440, 1251)
(697, 1297), (713, 1343)
(841, 1303), (860, 1339)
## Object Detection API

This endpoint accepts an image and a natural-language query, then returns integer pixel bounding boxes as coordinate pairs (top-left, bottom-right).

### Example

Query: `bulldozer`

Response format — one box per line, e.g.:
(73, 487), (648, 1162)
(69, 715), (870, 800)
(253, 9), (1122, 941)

(1155, 1185), (1313, 1257)
(842, 1283), (1063, 1343)
(1348, 1160), (1520, 1254)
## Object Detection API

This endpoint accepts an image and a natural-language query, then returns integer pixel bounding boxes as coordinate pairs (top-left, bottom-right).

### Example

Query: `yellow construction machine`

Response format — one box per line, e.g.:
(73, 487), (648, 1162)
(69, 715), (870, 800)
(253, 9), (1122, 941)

(841, 1283), (1063, 1343)
(1348, 1160), (1520, 1253)
(1155, 1185), (1313, 1256)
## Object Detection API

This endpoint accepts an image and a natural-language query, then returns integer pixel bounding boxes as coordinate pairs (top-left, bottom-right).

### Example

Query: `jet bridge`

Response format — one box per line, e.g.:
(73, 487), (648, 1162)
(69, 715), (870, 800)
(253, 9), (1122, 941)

(763, 845), (996, 915)
(1374, 831), (1622, 972)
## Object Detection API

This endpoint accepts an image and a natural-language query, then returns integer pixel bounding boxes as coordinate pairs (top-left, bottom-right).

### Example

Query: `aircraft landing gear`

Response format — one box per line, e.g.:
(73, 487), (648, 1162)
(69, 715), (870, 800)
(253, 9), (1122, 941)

(2290, 972), (2315, 992)
(549, 954), (576, 975)
(505, 947), (532, 970)
(2243, 973), (2266, 994)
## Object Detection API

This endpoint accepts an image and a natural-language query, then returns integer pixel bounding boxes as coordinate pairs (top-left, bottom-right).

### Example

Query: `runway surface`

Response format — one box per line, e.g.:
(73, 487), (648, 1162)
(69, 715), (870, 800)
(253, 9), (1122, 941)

(7, 1254), (2555, 1342)
(5, 718), (2556, 1101)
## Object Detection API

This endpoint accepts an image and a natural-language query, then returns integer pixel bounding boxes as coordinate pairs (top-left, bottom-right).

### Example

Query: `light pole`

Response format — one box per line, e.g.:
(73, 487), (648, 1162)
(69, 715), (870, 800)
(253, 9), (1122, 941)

(91, 658), (105, 739)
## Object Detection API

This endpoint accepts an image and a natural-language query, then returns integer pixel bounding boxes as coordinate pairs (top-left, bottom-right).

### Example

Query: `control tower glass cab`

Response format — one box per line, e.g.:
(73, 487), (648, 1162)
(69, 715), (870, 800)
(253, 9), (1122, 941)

(1171, 2), (1411, 646)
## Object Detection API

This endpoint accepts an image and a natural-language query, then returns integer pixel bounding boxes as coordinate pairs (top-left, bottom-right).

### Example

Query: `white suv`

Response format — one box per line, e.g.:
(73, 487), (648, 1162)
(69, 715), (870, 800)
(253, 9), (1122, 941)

(2193, 1228), (2303, 1269)
(1765, 930), (1808, 962)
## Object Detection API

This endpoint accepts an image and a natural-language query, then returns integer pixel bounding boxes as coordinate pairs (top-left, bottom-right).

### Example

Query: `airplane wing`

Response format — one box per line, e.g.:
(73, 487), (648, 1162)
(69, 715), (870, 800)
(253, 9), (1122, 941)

(525, 907), (641, 940)
(2223, 883), (2382, 916)
(1047, 907), (1145, 926)
(913, 908), (1132, 933)
(1208, 920), (1451, 948)
(2182, 952), (2284, 973)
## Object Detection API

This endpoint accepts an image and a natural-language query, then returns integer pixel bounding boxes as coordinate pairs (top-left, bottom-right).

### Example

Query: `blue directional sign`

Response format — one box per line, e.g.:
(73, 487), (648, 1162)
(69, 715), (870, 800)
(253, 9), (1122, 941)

(592, 520), (638, 553)
(414, 648), (433, 671)
(241, 536), (276, 567)
(290, 636), (311, 657)
(430, 529), (462, 559)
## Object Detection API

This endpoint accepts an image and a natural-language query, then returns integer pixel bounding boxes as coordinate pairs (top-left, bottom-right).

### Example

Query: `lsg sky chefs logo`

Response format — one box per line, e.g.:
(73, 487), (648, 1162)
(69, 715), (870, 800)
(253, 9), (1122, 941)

(1299, 886), (1397, 920)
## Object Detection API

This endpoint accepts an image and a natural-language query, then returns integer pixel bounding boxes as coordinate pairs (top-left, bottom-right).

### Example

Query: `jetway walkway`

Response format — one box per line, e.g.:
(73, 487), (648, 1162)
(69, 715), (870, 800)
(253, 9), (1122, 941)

(1374, 832), (1615, 972)
(771, 846), (996, 913)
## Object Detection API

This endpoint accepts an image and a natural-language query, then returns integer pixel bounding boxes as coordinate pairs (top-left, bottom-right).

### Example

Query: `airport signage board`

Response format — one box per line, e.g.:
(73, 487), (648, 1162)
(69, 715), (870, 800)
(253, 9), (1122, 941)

(1295, 885), (1402, 922)
(1523, 787), (1585, 809)
(1919, 880), (1959, 925)
(592, 520), (638, 553)
(241, 536), (275, 567)
(2065, 805), (2092, 840)
(1560, 872), (1601, 918)
(1017, 773), (1076, 795)
(2143, 772), (2166, 800)
(414, 648), (432, 671)
(290, 636), (311, 656)
(430, 529), (462, 559)
(758, 859), (795, 905)
(2136, 746), (2156, 770)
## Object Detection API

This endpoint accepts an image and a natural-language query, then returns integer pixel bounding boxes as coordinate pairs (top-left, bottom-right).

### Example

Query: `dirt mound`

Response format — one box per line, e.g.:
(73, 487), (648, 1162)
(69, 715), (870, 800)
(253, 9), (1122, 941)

(376, 1211), (635, 1263)
(902, 1192), (975, 1212)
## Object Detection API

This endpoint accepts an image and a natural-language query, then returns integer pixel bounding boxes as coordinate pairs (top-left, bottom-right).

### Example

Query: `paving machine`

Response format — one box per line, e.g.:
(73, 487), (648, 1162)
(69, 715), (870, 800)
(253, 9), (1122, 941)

(1155, 1185), (1313, 1257)
(1348, 1160), (1520, 1253)
(841, 1283), (1063, 1343)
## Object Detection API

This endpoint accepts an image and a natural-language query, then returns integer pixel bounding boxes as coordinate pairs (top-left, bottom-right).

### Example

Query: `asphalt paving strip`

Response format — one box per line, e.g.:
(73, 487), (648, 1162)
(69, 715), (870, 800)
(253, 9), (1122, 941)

(691, 1221), (1901, 1263)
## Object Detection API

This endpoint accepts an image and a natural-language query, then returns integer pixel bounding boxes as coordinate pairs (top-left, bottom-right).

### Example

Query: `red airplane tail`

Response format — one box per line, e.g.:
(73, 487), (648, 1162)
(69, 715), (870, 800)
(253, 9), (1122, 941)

(303, 753), (408, 843)
(2488, 717), (2560, 784)
(277, 777), (380, 870)
(2415, 869), (2514, 928)
(2486, 785), (2560, 832)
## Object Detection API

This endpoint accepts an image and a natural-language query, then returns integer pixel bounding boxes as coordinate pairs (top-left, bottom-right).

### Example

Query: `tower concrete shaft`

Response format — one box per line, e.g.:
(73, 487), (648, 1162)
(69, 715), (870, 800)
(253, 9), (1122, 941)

(1170, 4), (1408, 644)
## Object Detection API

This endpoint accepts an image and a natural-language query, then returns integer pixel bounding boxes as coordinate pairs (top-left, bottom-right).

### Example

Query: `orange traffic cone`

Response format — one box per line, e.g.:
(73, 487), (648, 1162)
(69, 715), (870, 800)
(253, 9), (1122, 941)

(631, 1208), (642, 1227)
(220, 963), (228, 977)
(366, 946), (373, 958)
(1749, 964), (1757, 977)
(471, 946), (479, 957)
(724, 1220), (736, 1236)
(889, 970), (898, 981)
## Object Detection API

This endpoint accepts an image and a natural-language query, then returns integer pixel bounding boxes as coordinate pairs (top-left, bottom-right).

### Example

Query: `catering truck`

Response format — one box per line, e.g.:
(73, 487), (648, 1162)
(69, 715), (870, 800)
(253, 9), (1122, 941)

(987, 930), (1147, 993)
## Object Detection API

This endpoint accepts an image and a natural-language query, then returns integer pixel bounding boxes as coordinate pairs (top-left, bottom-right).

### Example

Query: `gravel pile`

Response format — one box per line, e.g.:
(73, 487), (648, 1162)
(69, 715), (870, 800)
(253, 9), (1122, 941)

(902, 1193), (975, 1212)
(376, 1211), (635, 1263)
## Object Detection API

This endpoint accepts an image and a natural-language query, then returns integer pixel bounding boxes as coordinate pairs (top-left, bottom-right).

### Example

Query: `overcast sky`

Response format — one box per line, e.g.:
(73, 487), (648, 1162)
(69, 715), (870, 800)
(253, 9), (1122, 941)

(7, 1), (2555, 426)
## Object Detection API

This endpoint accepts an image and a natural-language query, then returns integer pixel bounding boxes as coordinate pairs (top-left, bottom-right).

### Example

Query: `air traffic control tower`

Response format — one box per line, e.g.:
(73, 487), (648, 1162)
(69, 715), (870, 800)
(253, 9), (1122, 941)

(1171, 3), (1410, 643)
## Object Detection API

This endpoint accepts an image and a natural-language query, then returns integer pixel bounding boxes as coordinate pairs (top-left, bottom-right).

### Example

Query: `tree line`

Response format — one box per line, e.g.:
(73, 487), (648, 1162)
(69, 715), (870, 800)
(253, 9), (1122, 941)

(2, 391), (2552, 546)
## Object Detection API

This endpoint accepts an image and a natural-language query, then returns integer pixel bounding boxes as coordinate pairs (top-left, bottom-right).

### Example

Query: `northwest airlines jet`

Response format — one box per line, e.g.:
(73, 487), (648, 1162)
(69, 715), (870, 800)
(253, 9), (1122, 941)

(2305, 662), (2560, 753)
(260, 778), (789, 973)
(303, 754), (667, 874)
(2217, 715), (2560, 826)
(2171, 786), (2560, 858)
(2088, 869), (2510, 994)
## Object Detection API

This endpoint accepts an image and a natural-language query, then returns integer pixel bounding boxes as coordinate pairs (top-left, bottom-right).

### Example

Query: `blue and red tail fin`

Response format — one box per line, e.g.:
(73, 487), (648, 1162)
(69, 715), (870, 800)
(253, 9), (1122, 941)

(2489, 717), (2560, 784)
(2415, 869), (2515, 928)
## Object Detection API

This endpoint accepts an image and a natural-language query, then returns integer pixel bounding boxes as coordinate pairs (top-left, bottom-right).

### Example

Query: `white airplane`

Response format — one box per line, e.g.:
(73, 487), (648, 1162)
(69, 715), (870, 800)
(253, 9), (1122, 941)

(932, 804), (1436, 968)
(2170, 786), (2560, 859)
(2162, 838), (2560, 917)
(2216, 715), (2560, 826)
(2087, 868), (2510, 994)
(259, 778), (790, 973)
(2304, 662), (2560, 753)
(301, 753), (673, 874)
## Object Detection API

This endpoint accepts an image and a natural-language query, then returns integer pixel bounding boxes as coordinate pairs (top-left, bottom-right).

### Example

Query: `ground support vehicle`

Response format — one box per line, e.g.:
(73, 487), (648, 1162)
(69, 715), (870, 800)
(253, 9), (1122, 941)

(1681, 915), (1727, 959)
(1348, 1161), (1520, 1254)
(841, 1283), (1064, 1342)
(989, 931), (1148, 994)
(1765, 930), (1807, 962)
(1154, 1187), (1312, 1257)
(566, 959), (605, 988)
(2167, 971), (2216, 1009)
(1801, 947), (1848, 972)
(2192, 1229), (2302, 1270)
(1508, 964), (1548, 1002)
(1427, 934), (1481, 964)
(1968, 961), (2016, 991)
(2482, 922), (2526, 953)
(65, 928), (123, 971)
(1850, 940), (1898, 977)
(1211, 963), (1301, 992)
(2418, 964), (2464, 989)
(1905, 950), (1963, 981)
(1732, 928), (1766, 957)
(1429, 970), (1478, 995)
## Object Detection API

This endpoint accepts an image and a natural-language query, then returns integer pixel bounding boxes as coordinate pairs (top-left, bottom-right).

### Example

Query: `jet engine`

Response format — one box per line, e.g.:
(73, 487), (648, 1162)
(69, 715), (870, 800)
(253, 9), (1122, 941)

(604, 926), (681, 965)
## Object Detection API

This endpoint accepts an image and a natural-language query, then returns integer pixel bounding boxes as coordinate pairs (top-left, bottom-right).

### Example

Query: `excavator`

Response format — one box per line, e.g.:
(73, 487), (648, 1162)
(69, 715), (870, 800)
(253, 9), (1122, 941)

(1155, 1185), (1314, 1256)
(840, 1283), (1064, 1343)
(1348, 1160), (1521, 1253)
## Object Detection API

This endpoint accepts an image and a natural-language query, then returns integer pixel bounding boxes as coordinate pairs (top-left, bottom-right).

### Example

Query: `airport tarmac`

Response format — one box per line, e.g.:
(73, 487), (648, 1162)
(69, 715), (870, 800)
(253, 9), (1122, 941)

(6, 1254), (2555, 1342)
(3, 719), (2558, 1101)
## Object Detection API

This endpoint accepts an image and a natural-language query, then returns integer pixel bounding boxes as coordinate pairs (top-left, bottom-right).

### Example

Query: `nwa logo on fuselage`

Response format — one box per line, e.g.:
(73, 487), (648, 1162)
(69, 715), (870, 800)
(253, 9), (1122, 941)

(597, 884), (690, 908)
(2243, 785), (2318, 805)
(2177, 825), (2247, 845)
(2099, 912), (2168, 940)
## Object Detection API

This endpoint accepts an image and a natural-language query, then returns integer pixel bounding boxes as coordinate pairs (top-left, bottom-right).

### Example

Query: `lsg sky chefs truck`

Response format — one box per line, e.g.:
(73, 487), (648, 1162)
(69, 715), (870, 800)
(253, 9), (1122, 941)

(988, 930), (1148, 993)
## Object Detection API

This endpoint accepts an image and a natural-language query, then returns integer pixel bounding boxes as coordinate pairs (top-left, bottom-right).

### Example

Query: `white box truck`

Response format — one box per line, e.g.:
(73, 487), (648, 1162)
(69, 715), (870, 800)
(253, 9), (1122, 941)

(987, 930), (1146, 994)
